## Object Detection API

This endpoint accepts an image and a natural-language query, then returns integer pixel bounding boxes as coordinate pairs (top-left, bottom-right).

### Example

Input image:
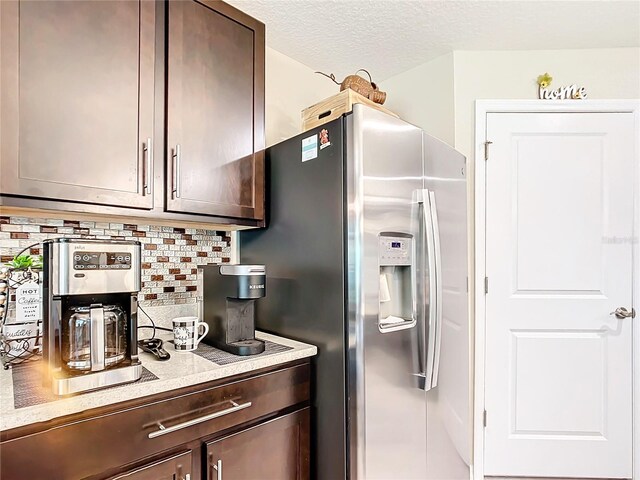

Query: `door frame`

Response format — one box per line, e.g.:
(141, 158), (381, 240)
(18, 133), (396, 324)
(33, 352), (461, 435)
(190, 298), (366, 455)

(473, 100), (640, 480)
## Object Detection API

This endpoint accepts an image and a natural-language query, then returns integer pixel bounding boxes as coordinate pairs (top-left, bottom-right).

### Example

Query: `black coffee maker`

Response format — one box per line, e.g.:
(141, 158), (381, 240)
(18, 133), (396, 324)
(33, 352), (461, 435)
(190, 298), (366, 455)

(200, 265), (266, 355)
(43, 239), (142, 395)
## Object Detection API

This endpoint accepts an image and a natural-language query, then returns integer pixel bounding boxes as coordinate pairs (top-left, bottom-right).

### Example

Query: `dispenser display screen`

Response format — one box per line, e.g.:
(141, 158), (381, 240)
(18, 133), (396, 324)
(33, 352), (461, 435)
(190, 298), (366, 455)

(73, 252), (132, 270)
(379, 236), (412, 266)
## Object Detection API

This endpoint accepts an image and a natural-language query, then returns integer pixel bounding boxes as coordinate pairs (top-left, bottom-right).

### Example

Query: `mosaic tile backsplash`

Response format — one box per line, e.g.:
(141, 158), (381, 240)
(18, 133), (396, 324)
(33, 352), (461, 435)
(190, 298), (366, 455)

(0, 215), (233, 306)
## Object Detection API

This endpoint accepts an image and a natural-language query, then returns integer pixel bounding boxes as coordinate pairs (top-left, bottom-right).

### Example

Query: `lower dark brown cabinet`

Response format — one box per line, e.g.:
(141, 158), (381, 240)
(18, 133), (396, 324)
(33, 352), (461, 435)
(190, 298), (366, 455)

(111, 451), (193, 480)
(206, 409), (310, 480)
(0, 359), (311, 480)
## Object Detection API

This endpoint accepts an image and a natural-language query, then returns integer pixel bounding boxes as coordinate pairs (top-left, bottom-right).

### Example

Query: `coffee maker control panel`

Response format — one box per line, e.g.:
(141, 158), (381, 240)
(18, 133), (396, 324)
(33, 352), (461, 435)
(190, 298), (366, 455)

(46, 239), (141, 295)
(74, 252), (132, 270)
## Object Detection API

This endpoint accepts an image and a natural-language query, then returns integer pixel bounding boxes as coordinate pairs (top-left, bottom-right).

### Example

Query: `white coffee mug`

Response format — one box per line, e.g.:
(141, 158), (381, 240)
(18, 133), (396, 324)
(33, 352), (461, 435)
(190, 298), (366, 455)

(172, 317), (209, 352)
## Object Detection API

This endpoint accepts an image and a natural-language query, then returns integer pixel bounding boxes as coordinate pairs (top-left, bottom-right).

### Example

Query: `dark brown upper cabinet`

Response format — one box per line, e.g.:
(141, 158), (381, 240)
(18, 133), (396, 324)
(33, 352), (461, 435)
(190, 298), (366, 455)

(0, 0), (156, 209)
(166, 0), (265, 221)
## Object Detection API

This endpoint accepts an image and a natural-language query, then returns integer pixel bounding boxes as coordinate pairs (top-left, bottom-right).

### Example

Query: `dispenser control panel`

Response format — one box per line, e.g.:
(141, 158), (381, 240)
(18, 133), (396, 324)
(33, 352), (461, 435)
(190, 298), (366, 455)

(73, 251), (132, 270)
(379, 235), (412, 266)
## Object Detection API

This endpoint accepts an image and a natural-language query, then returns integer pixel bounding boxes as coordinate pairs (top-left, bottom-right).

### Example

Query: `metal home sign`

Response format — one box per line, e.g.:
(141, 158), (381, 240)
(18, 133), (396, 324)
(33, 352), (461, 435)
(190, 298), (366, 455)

(536, 73), (587, 100)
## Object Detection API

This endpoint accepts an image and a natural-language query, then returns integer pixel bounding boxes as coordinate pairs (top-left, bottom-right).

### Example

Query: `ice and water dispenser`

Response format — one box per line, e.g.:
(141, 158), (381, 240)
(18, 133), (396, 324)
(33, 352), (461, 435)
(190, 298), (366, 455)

(378, 233), (416, 332)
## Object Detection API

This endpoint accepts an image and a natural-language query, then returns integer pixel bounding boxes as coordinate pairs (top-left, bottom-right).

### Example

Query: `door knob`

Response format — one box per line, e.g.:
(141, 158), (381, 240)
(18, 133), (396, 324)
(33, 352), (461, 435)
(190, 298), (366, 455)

(610, 307), (635, 319)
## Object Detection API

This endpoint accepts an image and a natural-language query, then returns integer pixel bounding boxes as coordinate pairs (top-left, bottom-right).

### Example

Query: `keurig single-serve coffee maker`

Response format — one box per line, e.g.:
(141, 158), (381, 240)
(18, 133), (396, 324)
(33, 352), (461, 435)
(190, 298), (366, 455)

(200, 265), (266, 355)
(43, 239), (142, 395)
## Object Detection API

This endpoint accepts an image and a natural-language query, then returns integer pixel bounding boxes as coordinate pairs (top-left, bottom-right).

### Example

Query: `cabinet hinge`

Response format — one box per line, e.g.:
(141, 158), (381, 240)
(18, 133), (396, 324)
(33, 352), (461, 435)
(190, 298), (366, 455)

(484, 277), (489, 294)
(483, 410), (487, 427)
(484, 141), (493, 161)
(465, 276), (469, 293)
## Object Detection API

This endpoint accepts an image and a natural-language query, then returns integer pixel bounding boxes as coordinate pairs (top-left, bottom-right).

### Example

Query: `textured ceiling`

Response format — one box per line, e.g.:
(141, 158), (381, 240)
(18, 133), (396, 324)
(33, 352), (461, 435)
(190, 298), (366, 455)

(225, 0), (640, 81)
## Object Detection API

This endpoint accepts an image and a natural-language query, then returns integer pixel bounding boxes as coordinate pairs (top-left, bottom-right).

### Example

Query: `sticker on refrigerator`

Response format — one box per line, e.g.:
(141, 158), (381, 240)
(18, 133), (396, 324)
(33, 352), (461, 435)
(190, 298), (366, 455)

(301, 134), (318, 162)
(319, 129), (331, 149)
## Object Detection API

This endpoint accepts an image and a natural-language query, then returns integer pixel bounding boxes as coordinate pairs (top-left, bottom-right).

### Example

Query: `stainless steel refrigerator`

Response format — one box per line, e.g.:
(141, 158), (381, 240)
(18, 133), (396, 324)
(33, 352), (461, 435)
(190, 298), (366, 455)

(241, 104), (470, 480)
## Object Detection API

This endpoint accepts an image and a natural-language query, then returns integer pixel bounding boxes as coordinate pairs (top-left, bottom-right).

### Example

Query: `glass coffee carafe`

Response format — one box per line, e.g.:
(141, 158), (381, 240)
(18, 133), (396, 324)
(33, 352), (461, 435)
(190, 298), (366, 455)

(62, 304), (128, 372)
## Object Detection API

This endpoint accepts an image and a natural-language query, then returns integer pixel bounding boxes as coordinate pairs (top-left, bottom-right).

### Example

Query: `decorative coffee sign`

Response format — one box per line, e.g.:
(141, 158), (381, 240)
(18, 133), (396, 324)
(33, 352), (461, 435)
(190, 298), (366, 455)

(537, 73), (587, 100)
(15, 281), (41, 322)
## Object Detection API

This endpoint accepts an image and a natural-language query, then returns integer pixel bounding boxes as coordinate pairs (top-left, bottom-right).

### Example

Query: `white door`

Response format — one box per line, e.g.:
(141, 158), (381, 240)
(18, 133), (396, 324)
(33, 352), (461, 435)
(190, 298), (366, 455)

(483, 112), (634, 478)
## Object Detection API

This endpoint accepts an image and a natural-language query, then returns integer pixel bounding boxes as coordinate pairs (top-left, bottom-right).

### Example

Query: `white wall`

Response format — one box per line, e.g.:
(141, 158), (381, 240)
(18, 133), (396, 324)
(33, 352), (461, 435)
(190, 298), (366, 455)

(383, 53), (455, 146)
(265, 47), (335, 147)
(378, 47), (640, 158)
(454, 47), (640, 160)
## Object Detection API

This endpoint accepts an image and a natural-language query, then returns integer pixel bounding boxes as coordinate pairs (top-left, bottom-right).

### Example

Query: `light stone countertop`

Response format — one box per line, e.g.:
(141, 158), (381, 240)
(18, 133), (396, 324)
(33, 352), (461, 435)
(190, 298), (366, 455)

(0, 331), (317, 432)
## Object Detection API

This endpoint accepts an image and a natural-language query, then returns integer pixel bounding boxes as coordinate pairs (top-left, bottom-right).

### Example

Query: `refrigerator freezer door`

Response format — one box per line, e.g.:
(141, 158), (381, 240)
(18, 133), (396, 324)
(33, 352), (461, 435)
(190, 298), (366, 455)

(423, 134), (471, 477)
(346, 104), (427, 479)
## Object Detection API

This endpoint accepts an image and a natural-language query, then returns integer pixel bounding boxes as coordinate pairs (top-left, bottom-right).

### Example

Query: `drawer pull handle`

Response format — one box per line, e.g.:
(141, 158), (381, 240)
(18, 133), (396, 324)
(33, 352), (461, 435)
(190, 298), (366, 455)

(148, 400), (252, 439)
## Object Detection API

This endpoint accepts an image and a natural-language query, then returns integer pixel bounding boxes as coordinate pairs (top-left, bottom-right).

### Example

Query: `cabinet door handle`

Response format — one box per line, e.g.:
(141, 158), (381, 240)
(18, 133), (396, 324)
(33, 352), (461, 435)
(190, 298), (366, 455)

(147, 400), (251, 439)
(212, 458), (222, 480)
(172, 144), (181, 198)
(143, 138), (152, 195)
(177, 463), (190, 480)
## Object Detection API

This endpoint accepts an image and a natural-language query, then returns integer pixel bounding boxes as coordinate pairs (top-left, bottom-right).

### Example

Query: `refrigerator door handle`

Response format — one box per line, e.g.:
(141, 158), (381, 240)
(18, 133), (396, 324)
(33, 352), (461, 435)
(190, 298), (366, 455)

(412, 195), (428, 389)
(428, 191), (443, 389)
(417, 189), (439, 392)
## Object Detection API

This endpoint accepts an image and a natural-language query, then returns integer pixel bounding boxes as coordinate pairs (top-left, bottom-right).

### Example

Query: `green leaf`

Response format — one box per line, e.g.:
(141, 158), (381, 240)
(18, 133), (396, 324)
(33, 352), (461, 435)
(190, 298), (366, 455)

(4, 254), (40, 269)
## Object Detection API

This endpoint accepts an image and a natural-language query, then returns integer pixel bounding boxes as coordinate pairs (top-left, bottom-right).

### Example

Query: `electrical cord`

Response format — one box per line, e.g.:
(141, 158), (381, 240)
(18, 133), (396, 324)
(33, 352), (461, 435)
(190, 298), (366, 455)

(137, 304), (172, 340)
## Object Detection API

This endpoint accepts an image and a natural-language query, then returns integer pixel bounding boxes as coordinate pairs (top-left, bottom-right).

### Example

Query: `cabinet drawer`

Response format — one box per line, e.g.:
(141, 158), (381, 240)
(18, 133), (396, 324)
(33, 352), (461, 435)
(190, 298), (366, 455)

(0, 363), (310, 480)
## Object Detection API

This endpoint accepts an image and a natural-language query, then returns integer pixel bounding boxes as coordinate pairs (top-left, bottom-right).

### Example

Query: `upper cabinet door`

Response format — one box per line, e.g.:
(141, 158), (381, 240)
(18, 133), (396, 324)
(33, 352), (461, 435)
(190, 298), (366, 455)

(166, 0), (265, 220)
(0, 0), (155, 209)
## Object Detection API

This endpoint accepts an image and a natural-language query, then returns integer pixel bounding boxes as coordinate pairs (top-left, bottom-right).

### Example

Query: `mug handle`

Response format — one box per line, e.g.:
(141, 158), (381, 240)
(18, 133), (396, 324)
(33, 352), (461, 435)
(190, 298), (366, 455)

(195, 322), (209, 347)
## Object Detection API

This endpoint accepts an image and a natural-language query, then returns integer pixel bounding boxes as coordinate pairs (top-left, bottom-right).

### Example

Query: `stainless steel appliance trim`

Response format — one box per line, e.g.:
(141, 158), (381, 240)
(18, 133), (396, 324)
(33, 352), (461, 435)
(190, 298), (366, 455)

(420, 189), (438, 391)
(345, 107), (365, 480)
(219, 265), (266, 276)
(58, 241), (69, 296)
(143, 137), (153, 195)
(90, 305), (105, 371)
(51, 363), (142, 396)
(172, 144), (181, 198)
(428, 191), (443, 388)
(147, 400), (252, 439)
(45, 297), (63, 372)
